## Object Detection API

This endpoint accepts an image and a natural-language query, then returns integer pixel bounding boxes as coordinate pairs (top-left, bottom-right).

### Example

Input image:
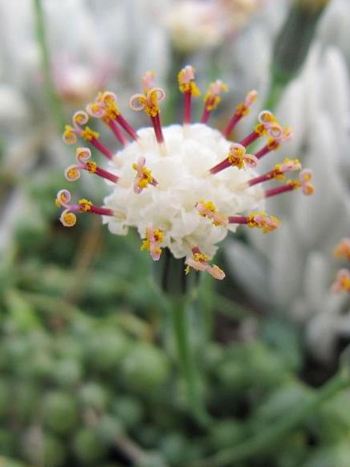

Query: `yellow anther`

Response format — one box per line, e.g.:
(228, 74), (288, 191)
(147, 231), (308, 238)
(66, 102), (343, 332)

(145, 93), (160, 117)
(287, 179), (302, 190)
(273, 158), (301, 180)
(78, 198), (93, 212)
(141, 227), (164, 261)
(63, 125), (77, 145)
(255, 123), (267, 136)
(193, 252), (209, 263)
(132, 160), (157, 192)
(227, 145), (247, 169)
(234, 103), (249, 118)
(200, 200), (216, 213)
(178, 66), (201, 96)
(81, 127), (99, 141)
(204, 80), (228, 111)
(247, 212), (280, 233)
(196, 200), (227, 226)
(185, 249), (225, 280)
(86, 161), (97, 173)
(267, 138), (280, 150)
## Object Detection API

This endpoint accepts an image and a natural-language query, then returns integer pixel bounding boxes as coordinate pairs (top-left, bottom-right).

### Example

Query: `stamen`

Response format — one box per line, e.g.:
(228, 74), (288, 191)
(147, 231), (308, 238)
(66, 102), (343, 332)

(223, 90), (257, 138)
(132, 156), (158, 193)
(334, 238), (350, 261)
(129, 74), (166, 147)
(78, 198), (114, 216)
(265, 170), (314, 198)
(178, 65), (201, 125)
(141, 226), (164, 261)
(185, 247), (225, 280)
(254, 128), (293, 160)
(62, 111), (113, 159)
(331, 269), (350, 293)
(55, 189), (113, 227)
(209, 143), (257, 175)
(196, 200), (228, 226)
(246, 158), (301, 187)
(265, 180), (301, 198)
(64, 147), (119, 183)
(201, 80), (228, 124)
(87, 91), (137, 142)
(228, 212), (280, 233)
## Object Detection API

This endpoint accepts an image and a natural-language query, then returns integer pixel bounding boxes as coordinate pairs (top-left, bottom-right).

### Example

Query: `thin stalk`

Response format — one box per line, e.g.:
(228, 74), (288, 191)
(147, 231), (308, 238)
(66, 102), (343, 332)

(33, 0), (65, 131)
(191, 370), (350, 467)
(171, 296), (209, 426)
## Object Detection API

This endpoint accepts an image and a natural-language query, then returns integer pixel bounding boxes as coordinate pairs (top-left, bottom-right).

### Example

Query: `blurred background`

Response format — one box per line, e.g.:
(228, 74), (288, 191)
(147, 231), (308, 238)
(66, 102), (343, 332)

(1, 0), (350, 466)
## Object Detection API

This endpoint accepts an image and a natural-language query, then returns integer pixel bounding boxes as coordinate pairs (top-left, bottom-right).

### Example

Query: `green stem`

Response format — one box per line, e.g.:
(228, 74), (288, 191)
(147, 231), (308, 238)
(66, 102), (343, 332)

(33, 0), (65, 131)
(171, 297), (209, 426)
(192, 371), (350, 467)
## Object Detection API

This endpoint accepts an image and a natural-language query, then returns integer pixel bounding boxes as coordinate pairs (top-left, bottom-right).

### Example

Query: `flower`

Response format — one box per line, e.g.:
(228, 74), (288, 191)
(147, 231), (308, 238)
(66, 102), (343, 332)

(57, 65), (313, 280)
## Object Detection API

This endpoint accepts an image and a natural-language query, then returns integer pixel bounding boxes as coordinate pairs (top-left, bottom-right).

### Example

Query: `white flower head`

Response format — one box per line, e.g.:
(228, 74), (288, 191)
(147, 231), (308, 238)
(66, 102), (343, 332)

(57, 65), (313, 279)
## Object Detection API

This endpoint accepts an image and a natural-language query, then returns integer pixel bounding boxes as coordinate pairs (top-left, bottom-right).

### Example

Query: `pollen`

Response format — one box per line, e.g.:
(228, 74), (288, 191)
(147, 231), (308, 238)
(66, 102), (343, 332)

(273, 158), (302, 180)
(203, 80), (228, 111)
(78, 198), (93, 212)
(81, 127), (99, 141)
(178, 65), (201, 96)
(185, 248), (225, 280)
(86, 161), (97, 173)
(227, 144), (257, 169)
(247, 212), (280, 233)
(132, 158), (158, 193)
(196, 200), (228, 226)
(141, 227), (164, 261)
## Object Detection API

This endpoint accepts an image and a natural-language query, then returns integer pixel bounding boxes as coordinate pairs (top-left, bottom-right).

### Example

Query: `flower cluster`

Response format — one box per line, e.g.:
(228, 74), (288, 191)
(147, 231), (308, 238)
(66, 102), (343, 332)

(332, 239), (350, 292)
(56, 65), (314, 280)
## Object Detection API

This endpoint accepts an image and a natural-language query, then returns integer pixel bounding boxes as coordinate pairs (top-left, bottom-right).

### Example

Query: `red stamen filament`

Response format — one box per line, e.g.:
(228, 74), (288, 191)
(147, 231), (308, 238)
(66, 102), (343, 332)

(223, 113), (242, 138)
(247, 171), (276, 187)
(240, 130), (261, 147)
(227, 215), (248, 225)
(107, 119), (128, 146)
(89, 205), (114, 216)
(89, 138), (113, 160)
(116, 114), (138, 141)
(254, 141), (279, 160)
(183, 90), (192, 125)
(200, 106), (211, 124)
(151, 114), (165, 144)
(209, 158), (232, 175)
(265, 183), (298, 198)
